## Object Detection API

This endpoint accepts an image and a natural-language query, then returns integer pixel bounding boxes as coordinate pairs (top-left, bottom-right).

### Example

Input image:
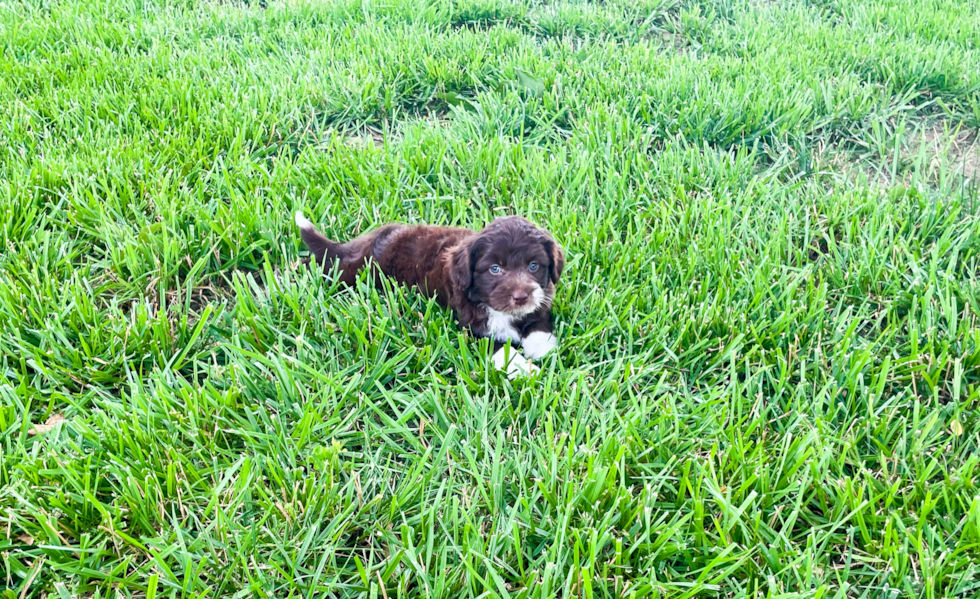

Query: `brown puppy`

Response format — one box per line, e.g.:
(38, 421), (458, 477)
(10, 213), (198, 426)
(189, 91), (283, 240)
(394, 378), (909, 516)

(295, 212), (564, 367)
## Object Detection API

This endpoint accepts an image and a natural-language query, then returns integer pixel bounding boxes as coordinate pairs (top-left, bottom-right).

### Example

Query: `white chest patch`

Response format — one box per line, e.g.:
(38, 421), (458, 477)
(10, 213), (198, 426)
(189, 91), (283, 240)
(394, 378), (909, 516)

(486, 308), (521, 344)
(522, 331), (557, 359)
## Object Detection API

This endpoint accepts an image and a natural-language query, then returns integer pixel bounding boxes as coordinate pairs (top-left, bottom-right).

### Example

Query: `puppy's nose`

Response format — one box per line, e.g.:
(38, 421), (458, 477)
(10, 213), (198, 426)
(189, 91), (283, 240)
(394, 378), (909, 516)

(512, 291), (529, 305)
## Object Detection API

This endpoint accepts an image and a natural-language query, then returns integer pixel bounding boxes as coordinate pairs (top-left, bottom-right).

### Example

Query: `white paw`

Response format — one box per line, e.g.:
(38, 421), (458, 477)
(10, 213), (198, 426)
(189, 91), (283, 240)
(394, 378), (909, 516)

(491, 347), (540, 380)
(521, 331), (557, 360)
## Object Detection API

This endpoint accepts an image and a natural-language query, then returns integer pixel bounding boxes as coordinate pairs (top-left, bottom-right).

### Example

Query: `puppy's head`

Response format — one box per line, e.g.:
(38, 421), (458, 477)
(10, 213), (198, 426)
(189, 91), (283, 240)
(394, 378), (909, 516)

(450, 216), (564, 316)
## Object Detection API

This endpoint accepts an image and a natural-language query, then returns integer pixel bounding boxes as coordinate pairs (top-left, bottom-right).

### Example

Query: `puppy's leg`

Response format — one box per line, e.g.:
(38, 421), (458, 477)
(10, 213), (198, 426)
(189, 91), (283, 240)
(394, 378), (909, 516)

(522, 330), (557, 360)
(491, 343), (540, 379)
(483, 313), (539, 379)
(519, 311), (558, 360)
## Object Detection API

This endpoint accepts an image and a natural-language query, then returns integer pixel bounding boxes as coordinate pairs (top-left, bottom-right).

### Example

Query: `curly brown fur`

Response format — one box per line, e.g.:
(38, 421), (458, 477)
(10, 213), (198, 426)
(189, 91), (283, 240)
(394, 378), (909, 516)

(295, 212), (564, 358)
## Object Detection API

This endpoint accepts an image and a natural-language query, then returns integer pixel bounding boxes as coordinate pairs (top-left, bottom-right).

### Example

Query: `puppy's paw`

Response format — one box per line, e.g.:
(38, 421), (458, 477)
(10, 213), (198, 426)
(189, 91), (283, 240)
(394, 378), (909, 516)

(492, 347), (540, 380)
(521, 331), (557, 360)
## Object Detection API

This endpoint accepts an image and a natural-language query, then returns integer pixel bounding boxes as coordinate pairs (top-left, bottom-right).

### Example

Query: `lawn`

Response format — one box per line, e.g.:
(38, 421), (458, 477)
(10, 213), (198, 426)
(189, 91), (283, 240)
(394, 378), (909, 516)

(2, 0), (980, 596)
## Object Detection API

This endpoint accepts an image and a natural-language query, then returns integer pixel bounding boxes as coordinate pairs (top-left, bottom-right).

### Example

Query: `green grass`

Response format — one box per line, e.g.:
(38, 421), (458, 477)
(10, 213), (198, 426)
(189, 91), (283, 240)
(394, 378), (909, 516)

(2, 0), (980, 596)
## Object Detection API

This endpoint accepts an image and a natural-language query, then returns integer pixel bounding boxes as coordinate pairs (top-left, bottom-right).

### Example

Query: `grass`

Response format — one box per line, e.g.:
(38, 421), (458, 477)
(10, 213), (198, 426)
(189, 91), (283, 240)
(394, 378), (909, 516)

(2, 0), (980, 596)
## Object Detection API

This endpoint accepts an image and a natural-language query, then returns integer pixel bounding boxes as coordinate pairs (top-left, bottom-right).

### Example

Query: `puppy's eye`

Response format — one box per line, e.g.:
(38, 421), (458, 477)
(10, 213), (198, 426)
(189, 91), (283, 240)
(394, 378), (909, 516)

(489, 265), (502, 275)
(528, 261), (539, 272)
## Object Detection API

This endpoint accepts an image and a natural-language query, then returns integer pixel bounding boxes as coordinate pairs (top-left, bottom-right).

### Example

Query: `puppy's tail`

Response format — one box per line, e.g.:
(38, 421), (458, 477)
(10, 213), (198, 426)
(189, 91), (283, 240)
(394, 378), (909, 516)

(295, 211), (346, 266)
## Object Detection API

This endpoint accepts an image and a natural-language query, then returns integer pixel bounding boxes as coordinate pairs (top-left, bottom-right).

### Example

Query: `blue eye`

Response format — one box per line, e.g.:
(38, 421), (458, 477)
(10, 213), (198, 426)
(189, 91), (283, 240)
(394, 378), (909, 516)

(528, 262), (539, 272)
(489, 265), (501, 275)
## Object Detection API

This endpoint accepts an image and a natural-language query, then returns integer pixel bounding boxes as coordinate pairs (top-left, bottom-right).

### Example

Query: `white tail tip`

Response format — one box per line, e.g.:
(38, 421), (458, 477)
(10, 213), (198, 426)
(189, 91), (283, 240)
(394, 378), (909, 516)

(294, 211), (313, 229)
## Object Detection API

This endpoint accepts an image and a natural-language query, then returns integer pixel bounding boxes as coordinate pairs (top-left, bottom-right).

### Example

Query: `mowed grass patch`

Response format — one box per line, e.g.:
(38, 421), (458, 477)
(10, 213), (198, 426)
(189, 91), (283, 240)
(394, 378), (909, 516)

(2, 0), (980, 597)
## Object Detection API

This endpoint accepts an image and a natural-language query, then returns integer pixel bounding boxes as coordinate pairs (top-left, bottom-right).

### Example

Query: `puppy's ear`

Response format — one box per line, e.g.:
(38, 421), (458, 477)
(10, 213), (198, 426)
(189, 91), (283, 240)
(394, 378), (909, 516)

(449, 238), (475, 294)
(543, 234), (565, 285)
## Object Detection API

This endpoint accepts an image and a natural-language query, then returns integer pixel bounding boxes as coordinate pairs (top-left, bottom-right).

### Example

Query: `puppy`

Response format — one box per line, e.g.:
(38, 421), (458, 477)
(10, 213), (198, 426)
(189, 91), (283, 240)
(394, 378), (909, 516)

(294, 212), (564, 375)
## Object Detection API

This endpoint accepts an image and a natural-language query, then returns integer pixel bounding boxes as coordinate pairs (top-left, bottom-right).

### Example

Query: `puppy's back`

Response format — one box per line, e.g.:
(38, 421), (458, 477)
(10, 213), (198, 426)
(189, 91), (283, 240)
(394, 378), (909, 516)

(373, 225), (473, 302)
(296, 213), (475, 304)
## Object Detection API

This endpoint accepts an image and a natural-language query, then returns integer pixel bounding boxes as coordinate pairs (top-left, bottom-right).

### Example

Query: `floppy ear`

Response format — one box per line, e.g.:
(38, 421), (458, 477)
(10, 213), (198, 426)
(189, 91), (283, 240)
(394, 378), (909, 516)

(449, 238), (476, 295)
(545, 236), (565, 285)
